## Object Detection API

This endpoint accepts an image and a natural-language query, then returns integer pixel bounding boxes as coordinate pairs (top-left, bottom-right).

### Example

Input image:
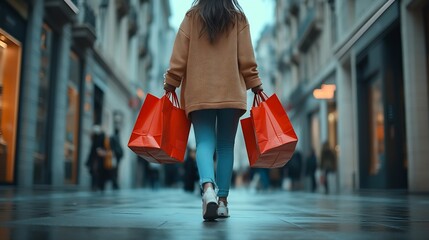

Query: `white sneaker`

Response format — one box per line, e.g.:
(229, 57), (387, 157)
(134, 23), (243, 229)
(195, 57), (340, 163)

(202, 187), (218, 220)
(217, 201), (229, 218)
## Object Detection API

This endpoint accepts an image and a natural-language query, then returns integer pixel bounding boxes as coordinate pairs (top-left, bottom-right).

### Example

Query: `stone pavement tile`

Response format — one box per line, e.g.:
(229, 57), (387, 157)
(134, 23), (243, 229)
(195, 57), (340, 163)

(0, 188), (428, 240)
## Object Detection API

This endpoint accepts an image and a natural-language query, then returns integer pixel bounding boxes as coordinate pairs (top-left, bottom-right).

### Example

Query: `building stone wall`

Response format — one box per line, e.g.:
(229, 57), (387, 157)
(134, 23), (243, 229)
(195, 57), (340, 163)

(6, 0), (172, 189)
(275, 0), (429, 192)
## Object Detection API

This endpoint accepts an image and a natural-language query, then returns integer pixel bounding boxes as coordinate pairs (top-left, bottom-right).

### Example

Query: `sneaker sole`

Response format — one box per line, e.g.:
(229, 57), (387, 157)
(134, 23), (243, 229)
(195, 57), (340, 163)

(203, 202), (218, 220)
(217, 209), (229, 218)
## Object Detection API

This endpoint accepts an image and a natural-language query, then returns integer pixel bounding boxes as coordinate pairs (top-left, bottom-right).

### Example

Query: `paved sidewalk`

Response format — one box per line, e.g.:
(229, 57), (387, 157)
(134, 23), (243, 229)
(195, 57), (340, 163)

(0, 187), (428, 240)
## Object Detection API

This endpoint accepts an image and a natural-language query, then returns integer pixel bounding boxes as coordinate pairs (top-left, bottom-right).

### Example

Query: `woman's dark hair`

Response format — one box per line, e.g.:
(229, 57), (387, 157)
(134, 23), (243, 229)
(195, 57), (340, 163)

(190, 0), (245, 43)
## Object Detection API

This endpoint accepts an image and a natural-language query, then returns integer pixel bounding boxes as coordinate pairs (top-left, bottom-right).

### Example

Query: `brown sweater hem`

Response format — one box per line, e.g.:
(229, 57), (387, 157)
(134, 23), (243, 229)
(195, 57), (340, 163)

(185, 102), (247, 118)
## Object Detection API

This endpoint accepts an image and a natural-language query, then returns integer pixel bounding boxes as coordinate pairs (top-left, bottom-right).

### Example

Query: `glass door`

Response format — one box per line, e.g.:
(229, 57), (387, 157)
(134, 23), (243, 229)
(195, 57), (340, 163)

(368, 76), (386, 178)
(357, 24), (407, 189)
(358, 72), (387, 189)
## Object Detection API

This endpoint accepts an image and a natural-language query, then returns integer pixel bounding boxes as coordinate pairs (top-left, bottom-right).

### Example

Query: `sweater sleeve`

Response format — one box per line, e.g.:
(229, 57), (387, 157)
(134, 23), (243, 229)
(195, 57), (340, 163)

(238, 24), (262, 90)
(164, 16), (190, 88)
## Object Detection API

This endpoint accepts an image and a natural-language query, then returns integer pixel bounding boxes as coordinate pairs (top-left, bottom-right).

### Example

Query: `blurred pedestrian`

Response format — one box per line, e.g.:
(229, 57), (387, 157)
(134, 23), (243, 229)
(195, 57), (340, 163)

(96, 133), (119, 191)
(148, 163), (161, 190)
(321, 142), (336, 194)
(109, 129), (123, 190)
(165, 163), (181, 187)
(136, 156), (146, 188)
(86, 125), (124, 191)
(183, 147), (199, 193)
(163, 0), (263, 220)
(288, 150), (303, 190)
(258, 168), (271, 190)
(306, 149), (317, 193)
(86, 125), (104, 191)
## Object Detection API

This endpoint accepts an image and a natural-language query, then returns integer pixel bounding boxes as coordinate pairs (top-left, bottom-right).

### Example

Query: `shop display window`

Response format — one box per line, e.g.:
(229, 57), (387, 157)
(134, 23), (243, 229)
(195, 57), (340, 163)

(0, 29), (21, 183)
(368, 77), (384, 176)
(64, 52), (80, 184)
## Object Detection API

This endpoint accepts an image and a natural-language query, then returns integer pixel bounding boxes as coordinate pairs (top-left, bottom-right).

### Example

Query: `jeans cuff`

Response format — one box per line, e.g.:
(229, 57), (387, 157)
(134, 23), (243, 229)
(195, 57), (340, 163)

(199, 178), (217, 190)
(217, 189), (229, 197)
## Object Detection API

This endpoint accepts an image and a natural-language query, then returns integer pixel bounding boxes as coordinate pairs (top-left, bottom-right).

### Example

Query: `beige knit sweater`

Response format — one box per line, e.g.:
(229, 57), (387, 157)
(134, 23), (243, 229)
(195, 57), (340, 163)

(164, 11), (262, 117)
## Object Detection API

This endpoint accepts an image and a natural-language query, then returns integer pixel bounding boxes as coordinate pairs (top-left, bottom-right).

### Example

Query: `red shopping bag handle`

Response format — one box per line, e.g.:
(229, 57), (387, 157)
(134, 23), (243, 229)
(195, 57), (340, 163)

(165, 91), (181, 107)
(252, 91), (269, 107)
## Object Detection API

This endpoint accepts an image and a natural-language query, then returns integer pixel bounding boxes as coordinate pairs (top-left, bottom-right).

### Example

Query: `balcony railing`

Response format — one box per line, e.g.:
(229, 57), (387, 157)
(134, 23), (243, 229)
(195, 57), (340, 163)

(128, 8), (138, 37)
(297, 7), (322, 52)
(116, 0), (130, 19)
(288, 39), (299, 65)
(139, 34), (149, 58)
(83, 4), (96, 33)
(278, 40), (299, 70)
(288, 0), (299, 16)
(44, 0), (79, 25)
(72, 3), (96, 49)
(288, 82), (306, 110)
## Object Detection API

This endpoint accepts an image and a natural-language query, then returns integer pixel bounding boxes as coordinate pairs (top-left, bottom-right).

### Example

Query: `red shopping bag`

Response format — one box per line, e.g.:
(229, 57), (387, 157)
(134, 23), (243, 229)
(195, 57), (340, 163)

(241, 92), (298, 168)
(128, 92), (191, 164)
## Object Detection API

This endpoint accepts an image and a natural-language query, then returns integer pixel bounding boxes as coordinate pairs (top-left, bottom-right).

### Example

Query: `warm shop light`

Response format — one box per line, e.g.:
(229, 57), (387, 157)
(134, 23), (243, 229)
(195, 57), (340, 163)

(328, 112), (335, 122)
(0, 40), (7, 48)
(322, 84), (336, 92)
(313, 84), (336, 99)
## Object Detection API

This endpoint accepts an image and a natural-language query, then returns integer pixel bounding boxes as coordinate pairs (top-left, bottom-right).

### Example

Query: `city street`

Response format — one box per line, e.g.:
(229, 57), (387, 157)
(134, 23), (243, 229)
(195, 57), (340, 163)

(1, 0), (429, 239)
(0, 187), (428, 240)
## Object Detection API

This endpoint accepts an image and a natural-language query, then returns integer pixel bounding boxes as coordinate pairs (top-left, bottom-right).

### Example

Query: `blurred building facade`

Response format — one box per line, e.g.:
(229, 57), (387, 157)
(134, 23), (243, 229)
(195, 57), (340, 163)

(275, 0), (429, 192)
(0, 0), (172, 188)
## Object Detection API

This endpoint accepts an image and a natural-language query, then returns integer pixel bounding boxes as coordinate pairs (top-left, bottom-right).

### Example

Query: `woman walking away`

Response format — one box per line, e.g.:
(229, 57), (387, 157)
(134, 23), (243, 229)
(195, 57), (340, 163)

(163, 0), (263, 220)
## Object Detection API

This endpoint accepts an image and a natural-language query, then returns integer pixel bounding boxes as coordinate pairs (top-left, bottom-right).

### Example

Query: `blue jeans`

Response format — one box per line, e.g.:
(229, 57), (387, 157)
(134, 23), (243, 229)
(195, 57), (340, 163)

(190, 109), (241, 197)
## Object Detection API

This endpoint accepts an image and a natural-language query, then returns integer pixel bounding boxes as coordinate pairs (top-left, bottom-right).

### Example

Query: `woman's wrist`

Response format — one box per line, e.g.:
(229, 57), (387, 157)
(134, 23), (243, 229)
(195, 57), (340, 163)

(251, 84), (263, 93)
(163, 82), (176, 92)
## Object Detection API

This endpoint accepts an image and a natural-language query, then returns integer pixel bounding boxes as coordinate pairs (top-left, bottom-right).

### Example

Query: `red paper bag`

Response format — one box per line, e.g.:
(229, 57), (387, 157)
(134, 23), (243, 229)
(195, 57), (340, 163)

(241, 92), (298, 168)
(128, 92), (190, 164)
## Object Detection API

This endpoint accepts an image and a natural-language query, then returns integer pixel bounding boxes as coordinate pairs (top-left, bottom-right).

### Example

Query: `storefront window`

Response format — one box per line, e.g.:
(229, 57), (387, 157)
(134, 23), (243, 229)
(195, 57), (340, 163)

(424, 5), (429, 109)
(0, 30), (21, 183)
(310, 111), (321, 159)
(328, 101), (338, 152)
(34, 24), (54, 184)
(94, 85), (104, 125)
(64, 52), (80, 184)
(368, 77), (384, 176)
